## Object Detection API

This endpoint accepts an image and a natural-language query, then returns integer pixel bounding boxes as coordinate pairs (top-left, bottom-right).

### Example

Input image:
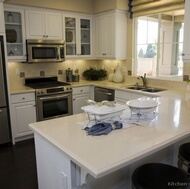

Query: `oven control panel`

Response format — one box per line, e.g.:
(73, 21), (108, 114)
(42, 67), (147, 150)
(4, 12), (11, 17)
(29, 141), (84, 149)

(36, 86), (72, 96)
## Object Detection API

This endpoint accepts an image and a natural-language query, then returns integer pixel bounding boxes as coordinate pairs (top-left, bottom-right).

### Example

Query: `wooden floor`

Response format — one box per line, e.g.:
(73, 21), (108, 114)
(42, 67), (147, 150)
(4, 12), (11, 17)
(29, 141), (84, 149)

(0, 139), (38, 189)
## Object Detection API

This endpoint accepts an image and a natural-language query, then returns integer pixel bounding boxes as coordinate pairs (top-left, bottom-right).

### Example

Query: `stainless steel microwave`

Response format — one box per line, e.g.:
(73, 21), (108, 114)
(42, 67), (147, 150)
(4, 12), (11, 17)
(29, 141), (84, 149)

(26, 39), (65, 63)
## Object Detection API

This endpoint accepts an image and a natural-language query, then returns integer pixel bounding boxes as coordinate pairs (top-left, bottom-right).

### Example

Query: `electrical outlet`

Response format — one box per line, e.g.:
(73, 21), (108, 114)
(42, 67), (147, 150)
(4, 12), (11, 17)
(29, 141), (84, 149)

(58, 70), (63, 75)
(183, 75), (189, 81)
(20, 72), (25, 78)
(16, 68), (20, 75)
(40, 71), (45, 76)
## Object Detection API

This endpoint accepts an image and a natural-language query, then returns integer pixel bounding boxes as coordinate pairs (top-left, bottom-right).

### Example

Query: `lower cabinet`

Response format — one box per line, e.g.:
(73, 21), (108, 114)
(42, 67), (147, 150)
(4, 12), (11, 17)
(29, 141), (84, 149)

(10, 92), (36, 143)
(115, 90), (144, 104)
(73, 86), (90, 114)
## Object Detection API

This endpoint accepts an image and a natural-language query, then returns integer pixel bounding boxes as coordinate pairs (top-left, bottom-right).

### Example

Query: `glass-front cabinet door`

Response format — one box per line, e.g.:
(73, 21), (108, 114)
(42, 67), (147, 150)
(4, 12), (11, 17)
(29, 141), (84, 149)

(64, 15), (92, 58)
(80, 19), (91, 55)
(4, 7), (25, 61)
(65, 17), (77, 56)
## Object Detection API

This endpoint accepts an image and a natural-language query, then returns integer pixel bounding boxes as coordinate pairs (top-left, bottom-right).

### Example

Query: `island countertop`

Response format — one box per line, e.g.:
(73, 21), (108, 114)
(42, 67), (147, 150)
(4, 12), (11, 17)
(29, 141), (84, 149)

(29, 91), (190, 179)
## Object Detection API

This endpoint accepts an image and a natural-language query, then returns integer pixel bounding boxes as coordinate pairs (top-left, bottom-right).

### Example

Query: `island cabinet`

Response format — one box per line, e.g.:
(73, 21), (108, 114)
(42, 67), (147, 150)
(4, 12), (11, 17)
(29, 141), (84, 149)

(115, 90), (144, 104)
(10, 92), (36, 144)
(183, 0), (190, 62)
(95, 10), (127, 60)
(63, 14), (93, 58)
(4, 5), (26, 61)
(0, 2), (5, 33)
(115, 89), (159, 104)
(29, 98), (190, 189)
(72, 86), (90, 114)
(25, 9), (62, 40)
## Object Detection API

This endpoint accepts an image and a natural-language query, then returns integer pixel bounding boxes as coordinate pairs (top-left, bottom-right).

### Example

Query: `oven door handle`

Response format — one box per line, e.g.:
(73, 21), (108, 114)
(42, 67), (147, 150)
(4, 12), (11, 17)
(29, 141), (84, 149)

(39, 94), (69, 101)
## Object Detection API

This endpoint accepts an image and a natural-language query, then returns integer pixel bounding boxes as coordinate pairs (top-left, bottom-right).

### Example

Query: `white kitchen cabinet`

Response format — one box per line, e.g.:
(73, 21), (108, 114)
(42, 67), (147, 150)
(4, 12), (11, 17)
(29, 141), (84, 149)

(0, 2), (5, 33)
(183, 0), (190, 62)
(25, 10), (62, 40)
(10, 92), (36, 143)
(73, 86), (90, 114)
(95, 10), (127, 60)
(63, 14), (93, 58)
(4, 5), (26, 60)
(115, 90), (144, 104)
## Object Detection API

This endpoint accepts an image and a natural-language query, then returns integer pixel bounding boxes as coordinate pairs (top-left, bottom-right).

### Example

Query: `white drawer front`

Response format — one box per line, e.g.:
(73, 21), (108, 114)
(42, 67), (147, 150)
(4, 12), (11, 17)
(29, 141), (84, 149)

(73, 86), (90, 95)
(11, 93), (35, 103)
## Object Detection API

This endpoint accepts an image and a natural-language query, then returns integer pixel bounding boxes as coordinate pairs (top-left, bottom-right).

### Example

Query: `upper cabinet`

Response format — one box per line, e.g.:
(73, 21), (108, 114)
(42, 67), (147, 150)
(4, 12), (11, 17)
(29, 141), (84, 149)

(4, 6), (26, 60)
(25, 10), (62, 40)
(183, 0), (190, 62)
(0, 2), (5, 33)
(95, 10), (127, 60)
(63, 14), (93, 58)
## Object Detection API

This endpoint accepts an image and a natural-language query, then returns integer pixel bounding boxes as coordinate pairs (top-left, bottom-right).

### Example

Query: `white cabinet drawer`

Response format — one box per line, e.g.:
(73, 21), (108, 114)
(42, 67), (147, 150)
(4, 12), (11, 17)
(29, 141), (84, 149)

(115, 90), (132, 99)
(11, 93), (35, 103)
(73, 86), (90, 95)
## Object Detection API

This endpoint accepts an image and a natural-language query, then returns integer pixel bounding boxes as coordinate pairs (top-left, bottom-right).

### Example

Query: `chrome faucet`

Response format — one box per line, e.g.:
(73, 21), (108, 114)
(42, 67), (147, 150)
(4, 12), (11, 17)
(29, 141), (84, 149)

(137, 73), (147, 88)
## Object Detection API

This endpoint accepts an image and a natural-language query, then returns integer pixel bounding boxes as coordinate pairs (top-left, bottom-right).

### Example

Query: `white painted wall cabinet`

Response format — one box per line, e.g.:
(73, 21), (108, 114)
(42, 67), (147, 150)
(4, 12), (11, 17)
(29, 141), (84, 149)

(63, 14), (93, 58)
(95, 10), (127, 60)
(183, 0), (190, 61)
(25, 10), (62, 40)
(10, 93), (36, 143)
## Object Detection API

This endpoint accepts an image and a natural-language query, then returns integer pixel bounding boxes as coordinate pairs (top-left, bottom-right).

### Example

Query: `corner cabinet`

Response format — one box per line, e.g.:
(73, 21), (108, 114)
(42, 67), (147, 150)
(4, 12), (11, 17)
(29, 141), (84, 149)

(63, 14), (93, 59)
(95, 10), (127, 60)
(25, 10), (62, 40)
(4, 6), (26, 60)
(10, 92), (36, 143)
(183, 0), (190, 62)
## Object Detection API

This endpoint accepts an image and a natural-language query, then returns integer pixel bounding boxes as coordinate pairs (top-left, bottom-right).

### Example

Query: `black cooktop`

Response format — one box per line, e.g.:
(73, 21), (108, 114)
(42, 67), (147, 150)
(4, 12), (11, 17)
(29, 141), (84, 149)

(25, 76), (70, 89)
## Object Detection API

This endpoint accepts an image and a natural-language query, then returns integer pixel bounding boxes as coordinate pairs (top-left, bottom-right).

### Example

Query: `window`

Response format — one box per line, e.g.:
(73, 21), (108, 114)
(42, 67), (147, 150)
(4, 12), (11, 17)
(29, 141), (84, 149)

(134, 11), (184, 78)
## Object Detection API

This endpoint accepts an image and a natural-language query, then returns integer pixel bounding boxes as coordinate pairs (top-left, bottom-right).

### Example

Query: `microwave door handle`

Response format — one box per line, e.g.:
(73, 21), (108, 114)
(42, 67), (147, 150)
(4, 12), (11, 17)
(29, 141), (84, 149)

(56, 47), (59, 60)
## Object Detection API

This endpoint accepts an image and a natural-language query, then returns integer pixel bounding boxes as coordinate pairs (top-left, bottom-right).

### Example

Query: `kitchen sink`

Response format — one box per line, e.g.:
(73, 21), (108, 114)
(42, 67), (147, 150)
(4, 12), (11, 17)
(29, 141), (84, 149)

(120, 85), (166, 93)
(140, 88), (165, 93)
(121, 85), (147, 90)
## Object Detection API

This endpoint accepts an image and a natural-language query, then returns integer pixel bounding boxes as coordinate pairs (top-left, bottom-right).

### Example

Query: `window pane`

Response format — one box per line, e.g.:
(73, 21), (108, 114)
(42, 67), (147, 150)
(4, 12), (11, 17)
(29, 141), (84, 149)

(136, 15), (158, 76)
(135, 11), (184, 77)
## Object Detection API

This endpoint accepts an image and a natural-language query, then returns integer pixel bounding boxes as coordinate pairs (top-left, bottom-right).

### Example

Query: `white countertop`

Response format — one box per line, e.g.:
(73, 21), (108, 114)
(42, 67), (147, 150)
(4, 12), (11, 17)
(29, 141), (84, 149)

(29, 91), (190, 178)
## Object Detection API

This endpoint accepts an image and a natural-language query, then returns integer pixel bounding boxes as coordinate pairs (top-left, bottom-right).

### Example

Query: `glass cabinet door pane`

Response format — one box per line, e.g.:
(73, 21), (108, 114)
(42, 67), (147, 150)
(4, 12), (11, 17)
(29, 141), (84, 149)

(4, 11), (23, 57)
(80, 19), (90, 55)
(65, 17), (76, 56)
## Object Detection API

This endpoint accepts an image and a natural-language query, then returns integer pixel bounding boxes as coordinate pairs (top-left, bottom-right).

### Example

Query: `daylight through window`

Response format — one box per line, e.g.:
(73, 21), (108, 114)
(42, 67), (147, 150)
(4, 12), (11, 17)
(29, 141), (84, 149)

(135, 11), (184, 77)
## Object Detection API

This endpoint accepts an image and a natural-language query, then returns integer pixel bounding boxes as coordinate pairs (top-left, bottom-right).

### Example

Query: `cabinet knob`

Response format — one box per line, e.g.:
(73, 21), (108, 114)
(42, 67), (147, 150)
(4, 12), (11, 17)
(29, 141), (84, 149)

(46, 35), (48, 38)
(182, 53), (185, 56)
(22, 97), (25, 100)
(43, 35), (46, 38)
(80, 90), (83, 92)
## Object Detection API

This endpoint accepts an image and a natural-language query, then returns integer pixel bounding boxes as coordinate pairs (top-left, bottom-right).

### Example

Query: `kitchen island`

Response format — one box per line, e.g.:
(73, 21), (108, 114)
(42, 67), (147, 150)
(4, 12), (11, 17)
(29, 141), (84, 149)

(29, 92), (190, 189)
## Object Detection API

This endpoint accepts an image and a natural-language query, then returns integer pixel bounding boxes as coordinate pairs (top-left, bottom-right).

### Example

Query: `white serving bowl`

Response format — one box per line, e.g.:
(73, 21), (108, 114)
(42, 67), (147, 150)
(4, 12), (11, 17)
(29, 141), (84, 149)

(126, 98), (159, 114)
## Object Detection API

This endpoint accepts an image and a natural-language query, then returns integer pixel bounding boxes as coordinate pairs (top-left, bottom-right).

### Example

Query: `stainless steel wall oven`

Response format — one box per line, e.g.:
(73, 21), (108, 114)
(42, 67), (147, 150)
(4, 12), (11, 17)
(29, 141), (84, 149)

(25, 76), (73, 121)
